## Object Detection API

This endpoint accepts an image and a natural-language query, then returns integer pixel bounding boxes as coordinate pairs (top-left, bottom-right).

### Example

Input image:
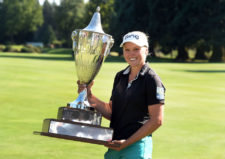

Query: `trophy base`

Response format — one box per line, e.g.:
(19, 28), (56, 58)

(33, 131), (119, 147)
(34, 119), (119, 147)
(58, 107), (102, 126)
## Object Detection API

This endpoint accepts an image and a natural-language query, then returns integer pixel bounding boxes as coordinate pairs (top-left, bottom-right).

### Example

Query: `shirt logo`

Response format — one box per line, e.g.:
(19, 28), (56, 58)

(156, 87), (165, 100)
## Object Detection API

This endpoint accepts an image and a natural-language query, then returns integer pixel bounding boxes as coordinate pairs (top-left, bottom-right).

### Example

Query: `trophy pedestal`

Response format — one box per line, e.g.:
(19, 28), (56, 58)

(34, 107), (119, 147)
(57, 107), (102, 125)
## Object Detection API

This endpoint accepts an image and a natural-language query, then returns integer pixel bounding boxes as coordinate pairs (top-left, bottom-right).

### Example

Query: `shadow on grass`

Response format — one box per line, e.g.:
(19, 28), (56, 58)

(2, 52), (222, 64)
(0, 54), (73, 61)
(0, 53), (186, 63)
(42, 48), (73, 55)
(0, 53), (127, 62)
(183, 70), (225, 73)
(0, 53), (177, 63)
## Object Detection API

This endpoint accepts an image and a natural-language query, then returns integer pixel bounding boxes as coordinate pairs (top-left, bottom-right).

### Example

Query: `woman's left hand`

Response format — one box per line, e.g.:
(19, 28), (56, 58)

(104, 140), (128, 151)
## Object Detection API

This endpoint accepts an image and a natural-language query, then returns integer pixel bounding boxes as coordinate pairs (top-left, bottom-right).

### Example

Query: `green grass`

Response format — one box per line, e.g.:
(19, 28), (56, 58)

(0, 52), (225, 159)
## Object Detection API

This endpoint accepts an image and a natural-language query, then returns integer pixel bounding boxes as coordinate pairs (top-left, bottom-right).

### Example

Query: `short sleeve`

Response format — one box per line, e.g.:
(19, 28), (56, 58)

(146, 74), (165, 106)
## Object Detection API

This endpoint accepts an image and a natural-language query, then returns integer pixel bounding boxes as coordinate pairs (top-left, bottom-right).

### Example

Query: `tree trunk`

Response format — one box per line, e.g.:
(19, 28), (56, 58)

(210, 44), (223, 62)
(195, 46), (207, 60)
(176, 45), (189, 61)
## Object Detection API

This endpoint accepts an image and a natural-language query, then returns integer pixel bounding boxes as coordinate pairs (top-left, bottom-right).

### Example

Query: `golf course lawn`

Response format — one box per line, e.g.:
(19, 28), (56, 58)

(0, 52), (224, 159)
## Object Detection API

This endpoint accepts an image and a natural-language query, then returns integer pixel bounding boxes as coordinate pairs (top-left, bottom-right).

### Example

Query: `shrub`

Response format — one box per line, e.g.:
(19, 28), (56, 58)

(52, 40), (63, 48)
(21, 45), (42, 53)
(0, 45), (6, 52)
(3, 45), (21, 52)
(21, 47), (32, 53)
(4, 45), (15, 52)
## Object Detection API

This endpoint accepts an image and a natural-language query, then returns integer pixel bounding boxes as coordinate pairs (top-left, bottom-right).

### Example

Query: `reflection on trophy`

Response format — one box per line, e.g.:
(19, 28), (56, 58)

(34, 7), (118, 147)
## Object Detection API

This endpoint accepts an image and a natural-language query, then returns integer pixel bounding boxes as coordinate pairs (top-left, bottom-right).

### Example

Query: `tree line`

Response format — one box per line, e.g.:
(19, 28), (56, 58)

(0, 0), (224, 61)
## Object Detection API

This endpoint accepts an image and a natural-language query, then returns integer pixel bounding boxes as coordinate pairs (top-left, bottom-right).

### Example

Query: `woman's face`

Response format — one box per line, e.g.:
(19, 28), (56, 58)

(123, 42), (148, 68)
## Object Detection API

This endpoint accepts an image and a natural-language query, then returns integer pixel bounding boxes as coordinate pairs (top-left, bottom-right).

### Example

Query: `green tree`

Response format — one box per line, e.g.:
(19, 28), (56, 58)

(0, 1), (4, 42)
(147, 0), (225, 61)
(34, 0), (57, 45)
(54, 0), (85, 47)
(42, 0), (56, 30)
(146, 0), (176, 56)
(207, 0), (225, 62)
(0, 0), (43, 43)
(34, 24), (56, 45)
(112, 0), (150, 54)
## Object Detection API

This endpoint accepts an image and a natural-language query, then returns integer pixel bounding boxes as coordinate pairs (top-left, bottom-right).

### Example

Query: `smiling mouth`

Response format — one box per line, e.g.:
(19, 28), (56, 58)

(130, 58), (136, 61)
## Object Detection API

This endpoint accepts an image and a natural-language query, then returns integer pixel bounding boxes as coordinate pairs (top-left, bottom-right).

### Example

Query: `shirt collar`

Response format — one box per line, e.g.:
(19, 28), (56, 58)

(123, 63), (149, 76)
(123, 66), (130, 75)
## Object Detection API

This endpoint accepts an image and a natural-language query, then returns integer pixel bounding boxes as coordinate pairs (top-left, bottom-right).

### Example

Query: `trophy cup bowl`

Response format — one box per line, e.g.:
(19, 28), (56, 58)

(34, 7), (120, 147)
(68, 29), (114, 109)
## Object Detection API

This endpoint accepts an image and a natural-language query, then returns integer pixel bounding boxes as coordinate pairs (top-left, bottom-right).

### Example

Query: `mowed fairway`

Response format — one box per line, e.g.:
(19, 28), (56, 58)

(0, 52), (224, 159)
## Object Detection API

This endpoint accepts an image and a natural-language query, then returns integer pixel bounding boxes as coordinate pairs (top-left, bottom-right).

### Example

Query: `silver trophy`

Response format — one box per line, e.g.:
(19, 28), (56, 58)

(34, 7), (118, 147)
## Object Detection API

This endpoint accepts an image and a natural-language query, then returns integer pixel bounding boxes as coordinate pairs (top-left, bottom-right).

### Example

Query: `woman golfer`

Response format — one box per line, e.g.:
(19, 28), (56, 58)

(78, 31), (165, 159)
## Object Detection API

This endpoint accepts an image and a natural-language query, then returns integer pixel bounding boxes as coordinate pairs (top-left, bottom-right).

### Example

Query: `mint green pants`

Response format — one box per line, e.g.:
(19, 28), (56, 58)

(104, 136), (152, 159)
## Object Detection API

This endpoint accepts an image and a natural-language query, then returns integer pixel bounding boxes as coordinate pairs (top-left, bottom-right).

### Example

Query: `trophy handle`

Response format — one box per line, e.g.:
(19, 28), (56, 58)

(71, 31), (78, 52)
(105, 37), (114, 56)
(68, 88), (91, 109)
(109, 37), (114, 49)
